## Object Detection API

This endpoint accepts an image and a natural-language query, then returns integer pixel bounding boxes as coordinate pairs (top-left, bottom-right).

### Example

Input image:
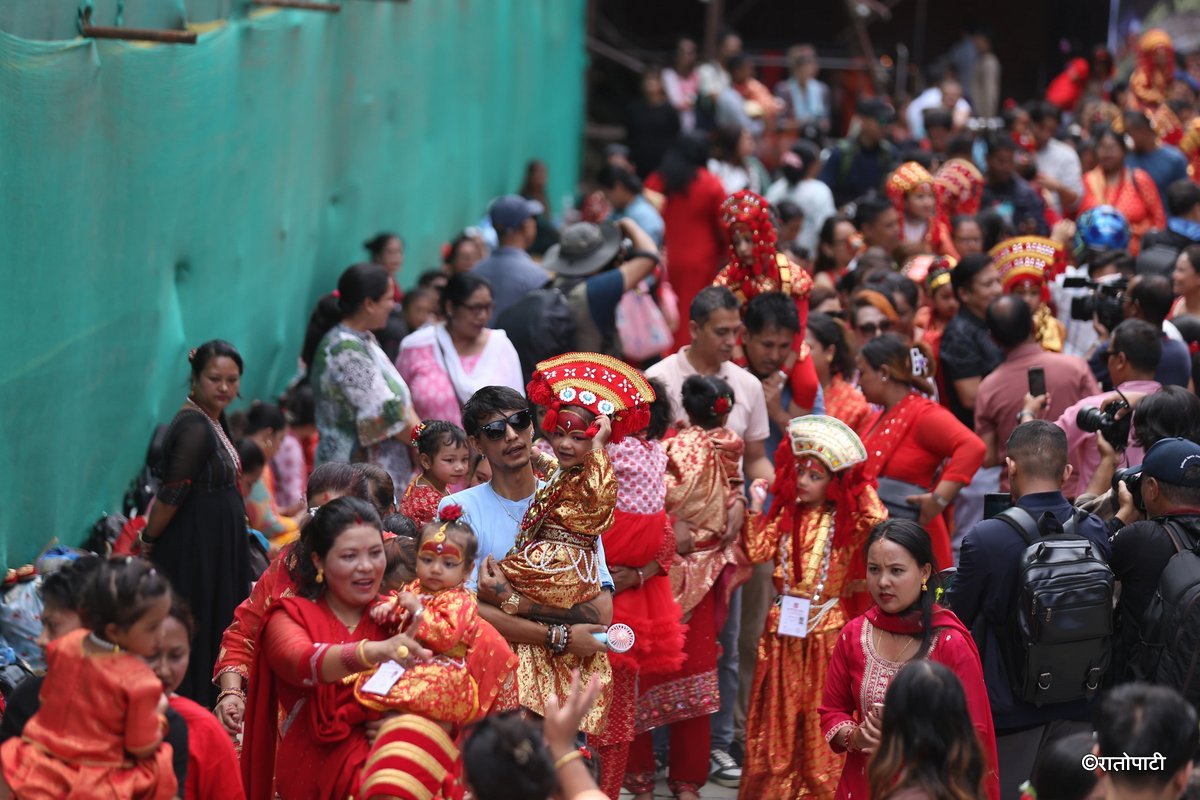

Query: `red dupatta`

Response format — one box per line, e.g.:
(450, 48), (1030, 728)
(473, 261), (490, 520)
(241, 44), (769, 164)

(860, 392), (926, 484)
(242, 595), (388, 800)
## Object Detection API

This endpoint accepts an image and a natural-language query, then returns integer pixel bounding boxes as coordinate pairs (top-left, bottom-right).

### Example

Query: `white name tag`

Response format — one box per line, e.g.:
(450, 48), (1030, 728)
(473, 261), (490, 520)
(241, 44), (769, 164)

(360, 660), (406, 695)
(777, 596), (812, 638)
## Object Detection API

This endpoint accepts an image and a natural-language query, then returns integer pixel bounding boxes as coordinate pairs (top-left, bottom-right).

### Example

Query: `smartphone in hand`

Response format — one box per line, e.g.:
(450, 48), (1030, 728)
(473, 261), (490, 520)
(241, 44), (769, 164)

(1027, 366), (1046, 398)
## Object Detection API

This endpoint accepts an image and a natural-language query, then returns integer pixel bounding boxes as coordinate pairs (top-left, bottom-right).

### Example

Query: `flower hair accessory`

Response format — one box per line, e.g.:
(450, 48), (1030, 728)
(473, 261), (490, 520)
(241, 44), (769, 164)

(187, 348), (197, 363)
(422, 504), (465, 559)
(713, 395), (732, 415)
(332, 289), (341, 298)
(1190, 341), (1199, 355)
(438, 504), (463, 523)
(525, 352), (655, 443)
(410, 421), (427, 446)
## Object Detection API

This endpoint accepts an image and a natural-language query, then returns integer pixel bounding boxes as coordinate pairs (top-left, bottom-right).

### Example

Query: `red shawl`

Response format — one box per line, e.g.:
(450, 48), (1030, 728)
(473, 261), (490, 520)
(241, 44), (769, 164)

(242, 595), (389, 800)
(866, 605), (1002, 800)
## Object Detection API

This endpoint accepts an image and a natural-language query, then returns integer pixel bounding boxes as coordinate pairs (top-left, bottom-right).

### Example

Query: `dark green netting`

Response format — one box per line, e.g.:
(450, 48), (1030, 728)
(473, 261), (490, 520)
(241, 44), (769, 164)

(0, 1), (586, 567)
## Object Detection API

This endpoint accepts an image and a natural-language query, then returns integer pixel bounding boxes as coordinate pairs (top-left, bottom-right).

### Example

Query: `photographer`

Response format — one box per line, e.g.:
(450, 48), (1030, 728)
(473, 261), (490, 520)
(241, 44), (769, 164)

(1035, 318), (1162, 498)
(1078, 385), (1200, 515)
(1108, 438), (1200, 686)
(1088, 274), (1192, 389)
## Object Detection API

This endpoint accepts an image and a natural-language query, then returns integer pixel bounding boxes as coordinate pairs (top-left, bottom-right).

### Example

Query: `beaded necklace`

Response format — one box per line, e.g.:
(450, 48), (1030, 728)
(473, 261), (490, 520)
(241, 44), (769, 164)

(187, 398), (242, 475)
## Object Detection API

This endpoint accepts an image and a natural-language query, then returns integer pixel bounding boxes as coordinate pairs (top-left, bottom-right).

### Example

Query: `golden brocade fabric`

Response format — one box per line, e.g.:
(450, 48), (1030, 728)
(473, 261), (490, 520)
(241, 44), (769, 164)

(1033, 305), (1065, 353)
(501, 449), (617, 609)
(740, 493), (885, 800)
(497, 450), (616, 734)
(353, 583), (483, 724)
(664, 427), (748, 615)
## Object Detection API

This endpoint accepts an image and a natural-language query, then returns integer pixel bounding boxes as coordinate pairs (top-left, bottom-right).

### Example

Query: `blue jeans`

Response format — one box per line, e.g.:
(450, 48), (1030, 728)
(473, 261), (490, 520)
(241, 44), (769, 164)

(710, 585), (741, 751)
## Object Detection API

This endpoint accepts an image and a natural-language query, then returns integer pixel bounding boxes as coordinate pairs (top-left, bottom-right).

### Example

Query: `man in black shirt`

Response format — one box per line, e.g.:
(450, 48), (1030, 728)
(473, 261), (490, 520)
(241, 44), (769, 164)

(1109, 437), (1200, 686)
(940, 253), (1004, 428)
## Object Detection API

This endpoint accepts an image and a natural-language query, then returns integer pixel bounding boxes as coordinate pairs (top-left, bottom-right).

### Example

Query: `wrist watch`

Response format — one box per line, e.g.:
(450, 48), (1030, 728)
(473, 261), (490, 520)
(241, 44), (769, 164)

(500, 591), (523, 616)
(1016, 409), (1035, 423)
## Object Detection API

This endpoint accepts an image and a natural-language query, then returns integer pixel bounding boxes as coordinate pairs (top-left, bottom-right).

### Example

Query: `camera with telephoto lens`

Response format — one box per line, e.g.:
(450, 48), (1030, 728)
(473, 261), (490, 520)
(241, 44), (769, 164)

(1076, 398), (1132, 451)
(1112, 466), (1145, 513)
(1063, 276), (1128, 333)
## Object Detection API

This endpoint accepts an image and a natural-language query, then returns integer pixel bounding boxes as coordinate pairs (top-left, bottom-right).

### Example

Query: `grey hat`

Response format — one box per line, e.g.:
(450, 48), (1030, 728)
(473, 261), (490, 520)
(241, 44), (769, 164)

(490, 195), (544, 230)
(542, 221), (623, 277)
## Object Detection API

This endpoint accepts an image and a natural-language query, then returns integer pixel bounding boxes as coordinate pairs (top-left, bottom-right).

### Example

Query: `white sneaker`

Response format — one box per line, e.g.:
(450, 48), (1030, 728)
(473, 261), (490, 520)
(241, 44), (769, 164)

(709, 748), (741, 787)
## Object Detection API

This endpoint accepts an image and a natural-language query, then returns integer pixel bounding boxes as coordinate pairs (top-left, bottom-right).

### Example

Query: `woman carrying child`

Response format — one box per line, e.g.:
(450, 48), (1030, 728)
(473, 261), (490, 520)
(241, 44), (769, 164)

(0, 557), (177, 800)
(353, 506), (516, 800)
(739, 416), (885, 800)
(400, 420), (471, 527)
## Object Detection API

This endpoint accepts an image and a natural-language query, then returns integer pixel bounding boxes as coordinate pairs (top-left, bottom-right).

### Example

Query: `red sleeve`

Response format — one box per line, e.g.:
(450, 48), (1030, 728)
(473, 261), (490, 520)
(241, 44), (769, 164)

(645, 172), (663, 194)
(936, 630), (1001, 800)
(911, 404), (986, 485)
(818, 620), (861, 750)
(263, 609), (324, 687)
(1079, 171), (1100, 213)
(410, 591), (473, 653)
(1136, 169), (1167, 230)
(124, 667), (164, 752)
(214, 556), (286, 682)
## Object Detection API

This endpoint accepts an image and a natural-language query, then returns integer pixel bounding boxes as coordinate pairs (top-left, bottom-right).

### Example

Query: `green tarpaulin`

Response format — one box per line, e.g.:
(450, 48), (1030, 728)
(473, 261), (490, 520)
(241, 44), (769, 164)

(0, 0), (586, 568)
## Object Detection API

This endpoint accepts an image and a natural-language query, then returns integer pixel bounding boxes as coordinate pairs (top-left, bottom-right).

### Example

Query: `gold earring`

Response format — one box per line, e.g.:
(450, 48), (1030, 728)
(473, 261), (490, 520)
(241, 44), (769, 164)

(316, 567), (324, 585)
(921, 579), (928, 592)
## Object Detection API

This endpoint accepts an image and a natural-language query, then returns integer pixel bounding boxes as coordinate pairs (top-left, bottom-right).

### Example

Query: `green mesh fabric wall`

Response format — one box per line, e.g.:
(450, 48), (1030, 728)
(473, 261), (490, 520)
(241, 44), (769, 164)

(0, 1), (586, 568)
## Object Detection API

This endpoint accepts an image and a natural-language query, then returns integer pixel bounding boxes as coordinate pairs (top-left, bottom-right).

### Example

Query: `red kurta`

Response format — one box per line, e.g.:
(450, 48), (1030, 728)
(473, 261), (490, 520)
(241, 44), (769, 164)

(1079, 167), (1166, 255)
(0, 629), (176, 800)
(214, 543), (300, 684)
(645, 169), (729, 353)
(860, 393), (985, 570)
(819, 608), (1000, 800)
(823, 376), (871, 435)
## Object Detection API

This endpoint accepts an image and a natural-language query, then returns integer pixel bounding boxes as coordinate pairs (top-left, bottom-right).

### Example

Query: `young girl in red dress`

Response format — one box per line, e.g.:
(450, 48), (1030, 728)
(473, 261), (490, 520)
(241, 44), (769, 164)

(0, 557), (177, 800)
(354, 509), (517, 800)
(400, 421), (471, 527)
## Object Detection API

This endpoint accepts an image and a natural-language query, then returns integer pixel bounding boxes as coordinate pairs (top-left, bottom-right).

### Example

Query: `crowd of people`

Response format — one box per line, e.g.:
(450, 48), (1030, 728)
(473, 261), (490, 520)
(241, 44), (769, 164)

(5, 19), (1200, 800)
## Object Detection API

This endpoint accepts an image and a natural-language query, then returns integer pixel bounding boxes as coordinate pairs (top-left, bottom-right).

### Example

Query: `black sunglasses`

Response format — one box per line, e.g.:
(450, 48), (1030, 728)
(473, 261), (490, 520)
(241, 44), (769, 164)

(479, 410), (534, 440)
(857, 320), (893, 337)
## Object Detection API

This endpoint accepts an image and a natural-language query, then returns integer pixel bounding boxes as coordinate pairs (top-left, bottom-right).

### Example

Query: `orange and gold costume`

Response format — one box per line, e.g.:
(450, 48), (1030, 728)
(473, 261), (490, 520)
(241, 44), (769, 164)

(1128, 29), (1176, 115)
(498, 448), (617, 734)
(353, 580), (517, 725)
(0, 629), (176, 800)
(990, 236), (1069, 353)
(740, 417), (885, 800)
(664, 426), (751, 617)
(888, 161), (958, 259)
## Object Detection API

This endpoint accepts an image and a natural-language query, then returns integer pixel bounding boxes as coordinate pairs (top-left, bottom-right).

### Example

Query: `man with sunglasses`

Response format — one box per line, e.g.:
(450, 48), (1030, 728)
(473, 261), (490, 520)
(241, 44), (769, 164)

(439, 386), (614, 668)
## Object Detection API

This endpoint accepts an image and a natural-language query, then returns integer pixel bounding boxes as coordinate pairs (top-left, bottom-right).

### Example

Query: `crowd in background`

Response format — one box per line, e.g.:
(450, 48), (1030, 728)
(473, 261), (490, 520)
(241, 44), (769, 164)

(4, 18), (1200, 800)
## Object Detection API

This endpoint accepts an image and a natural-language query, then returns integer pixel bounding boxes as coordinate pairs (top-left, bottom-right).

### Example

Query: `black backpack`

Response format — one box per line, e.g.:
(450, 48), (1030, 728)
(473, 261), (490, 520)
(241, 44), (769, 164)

(1131, 520), (1200, 706)
(995, 507), (1114, 706)
(1136, 242), (1182, 277)
(495, 281), (578, 380)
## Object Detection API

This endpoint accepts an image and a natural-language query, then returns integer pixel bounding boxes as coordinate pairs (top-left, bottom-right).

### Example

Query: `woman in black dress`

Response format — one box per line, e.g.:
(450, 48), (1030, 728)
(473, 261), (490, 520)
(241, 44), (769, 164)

(141, 340), (252, 706)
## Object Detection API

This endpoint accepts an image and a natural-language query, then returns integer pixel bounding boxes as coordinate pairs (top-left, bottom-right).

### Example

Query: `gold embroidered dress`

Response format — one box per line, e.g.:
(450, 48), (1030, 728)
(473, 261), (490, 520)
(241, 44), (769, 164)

(498, 449), (617, 733)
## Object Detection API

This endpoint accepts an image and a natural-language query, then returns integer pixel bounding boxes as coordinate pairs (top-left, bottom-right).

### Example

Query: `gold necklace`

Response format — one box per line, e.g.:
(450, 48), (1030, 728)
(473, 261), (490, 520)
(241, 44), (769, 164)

(876, 628), (917, 662)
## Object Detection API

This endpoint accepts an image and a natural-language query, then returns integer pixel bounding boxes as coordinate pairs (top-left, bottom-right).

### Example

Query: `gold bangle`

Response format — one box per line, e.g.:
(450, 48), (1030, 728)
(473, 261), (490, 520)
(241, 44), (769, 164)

(554, 749), (585, 770)
(356, 640), (372, 668)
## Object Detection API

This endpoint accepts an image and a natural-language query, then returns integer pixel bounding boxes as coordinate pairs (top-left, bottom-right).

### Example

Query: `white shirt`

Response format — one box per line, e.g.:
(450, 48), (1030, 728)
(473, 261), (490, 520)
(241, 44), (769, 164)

(1036, 137), (1084, 214)
(906, 87), (971, 139)
(765, 177), (836, 256)
(645, 347), (770, 445)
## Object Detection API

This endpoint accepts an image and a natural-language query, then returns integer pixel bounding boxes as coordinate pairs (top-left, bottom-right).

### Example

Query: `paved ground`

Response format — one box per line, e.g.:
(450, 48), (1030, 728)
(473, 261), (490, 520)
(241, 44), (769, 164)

(619, 779), (739, 798)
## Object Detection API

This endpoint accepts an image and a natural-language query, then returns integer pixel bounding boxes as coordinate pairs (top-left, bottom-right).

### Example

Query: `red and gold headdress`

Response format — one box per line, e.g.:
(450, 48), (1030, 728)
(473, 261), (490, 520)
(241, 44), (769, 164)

(934, 158), (984, 218)
(421, 504), (465, 559)
(525, 352), (655, 444)
(720, 190), (776, 270)
(886, 161), (934, 215)
(989, 236), (1067, 296)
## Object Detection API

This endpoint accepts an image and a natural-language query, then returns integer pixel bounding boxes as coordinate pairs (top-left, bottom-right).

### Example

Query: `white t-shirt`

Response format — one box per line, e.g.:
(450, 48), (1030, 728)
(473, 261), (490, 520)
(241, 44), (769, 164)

(1036, 137), (1084, 214)
(645, 347), (771, 445)
(765, 177), (836, 256)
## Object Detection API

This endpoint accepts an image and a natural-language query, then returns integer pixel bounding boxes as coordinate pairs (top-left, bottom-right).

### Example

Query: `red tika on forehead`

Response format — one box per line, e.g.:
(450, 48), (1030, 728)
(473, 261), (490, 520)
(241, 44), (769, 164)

(556, 409), (591, 434)
(420, 535), (463, 560)
(798, 456), (830, 475)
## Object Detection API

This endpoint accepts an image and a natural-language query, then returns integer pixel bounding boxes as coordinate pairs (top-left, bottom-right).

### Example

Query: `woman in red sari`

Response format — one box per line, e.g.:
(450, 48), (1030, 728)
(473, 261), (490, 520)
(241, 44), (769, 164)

(645, 133), (728, 353)
(590, 383), (686, 799)
(857, 335), (984, 571)
(819, 519), (1000, 800)
(1080, 127), (1165, 254)
(240, 497), (430, 800)
(213, 462), (366, 738)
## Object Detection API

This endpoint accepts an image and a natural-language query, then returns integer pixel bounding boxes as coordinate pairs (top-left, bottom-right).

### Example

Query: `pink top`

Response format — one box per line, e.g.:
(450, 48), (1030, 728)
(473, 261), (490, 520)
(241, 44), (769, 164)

(271, 433), (307, 510)
(396, 345), (482, 428)
(606, 436), (668, 515)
